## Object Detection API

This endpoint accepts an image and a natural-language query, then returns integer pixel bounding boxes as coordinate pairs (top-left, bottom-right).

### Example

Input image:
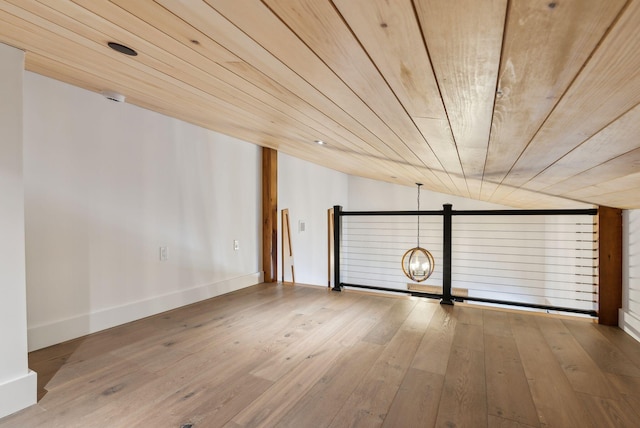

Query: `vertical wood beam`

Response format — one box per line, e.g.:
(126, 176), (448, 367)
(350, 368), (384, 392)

(262, 148), (278, 283)
(598, 206), (622, 325)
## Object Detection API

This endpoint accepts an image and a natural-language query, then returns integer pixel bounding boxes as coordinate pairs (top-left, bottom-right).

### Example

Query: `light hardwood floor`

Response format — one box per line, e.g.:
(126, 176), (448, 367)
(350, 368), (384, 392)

(2, 283), (640, 427)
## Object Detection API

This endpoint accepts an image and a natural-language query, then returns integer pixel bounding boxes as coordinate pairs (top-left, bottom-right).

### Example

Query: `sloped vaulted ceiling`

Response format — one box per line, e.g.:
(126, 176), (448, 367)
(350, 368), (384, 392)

(1, 0), (639, 209)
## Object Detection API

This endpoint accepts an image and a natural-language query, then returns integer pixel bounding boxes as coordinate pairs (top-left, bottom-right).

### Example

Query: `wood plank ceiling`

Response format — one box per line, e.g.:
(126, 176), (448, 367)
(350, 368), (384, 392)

(1, 0), (639, 209)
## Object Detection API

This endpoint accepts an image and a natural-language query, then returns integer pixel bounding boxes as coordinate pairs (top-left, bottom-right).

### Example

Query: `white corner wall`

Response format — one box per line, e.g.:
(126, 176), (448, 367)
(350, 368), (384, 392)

(622, 210), (640, 341)
(278, 153), (348, 286)
(24, 73), (262, 351)
(0, 43), (37, 419)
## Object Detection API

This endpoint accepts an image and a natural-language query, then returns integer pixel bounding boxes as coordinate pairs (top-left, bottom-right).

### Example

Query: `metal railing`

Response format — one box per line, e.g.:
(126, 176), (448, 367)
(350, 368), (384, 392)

(332, 204), (598, 316)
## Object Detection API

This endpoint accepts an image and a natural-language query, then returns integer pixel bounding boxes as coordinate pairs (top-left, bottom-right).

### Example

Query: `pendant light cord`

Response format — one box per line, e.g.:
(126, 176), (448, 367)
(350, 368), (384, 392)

(416, 183), (422, 248)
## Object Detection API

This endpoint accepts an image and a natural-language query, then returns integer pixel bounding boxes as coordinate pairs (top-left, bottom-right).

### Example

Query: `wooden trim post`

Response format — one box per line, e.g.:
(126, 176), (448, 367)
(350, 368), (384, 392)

(598, 206), (622, 325)
(262, 148), (277, 283)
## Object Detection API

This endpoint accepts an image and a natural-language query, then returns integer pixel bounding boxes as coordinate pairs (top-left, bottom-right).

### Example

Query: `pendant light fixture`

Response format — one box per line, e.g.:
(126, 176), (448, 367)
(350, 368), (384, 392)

(402, 183), (435, 282)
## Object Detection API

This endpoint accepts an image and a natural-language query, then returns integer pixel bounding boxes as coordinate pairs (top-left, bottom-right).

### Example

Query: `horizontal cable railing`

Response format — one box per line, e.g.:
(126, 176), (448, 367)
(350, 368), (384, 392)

(333, 205), (598, 316)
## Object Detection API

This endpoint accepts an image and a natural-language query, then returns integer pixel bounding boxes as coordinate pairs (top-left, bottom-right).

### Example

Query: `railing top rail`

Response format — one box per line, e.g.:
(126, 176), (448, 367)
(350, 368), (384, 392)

(338, 208), (597, 217)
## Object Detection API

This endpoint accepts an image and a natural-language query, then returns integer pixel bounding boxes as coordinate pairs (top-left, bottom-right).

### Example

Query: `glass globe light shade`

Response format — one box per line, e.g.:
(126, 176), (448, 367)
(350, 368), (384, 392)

(401, 247), (435, 282)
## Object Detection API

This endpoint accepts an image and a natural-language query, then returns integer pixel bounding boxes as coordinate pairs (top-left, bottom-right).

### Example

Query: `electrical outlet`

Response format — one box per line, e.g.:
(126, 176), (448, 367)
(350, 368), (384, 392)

(159, 246), (168, 261)
(233, 240), (239, 251)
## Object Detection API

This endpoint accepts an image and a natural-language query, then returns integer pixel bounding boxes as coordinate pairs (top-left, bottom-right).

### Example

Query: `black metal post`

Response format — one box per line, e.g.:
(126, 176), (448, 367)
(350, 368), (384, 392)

(441, 203), (454, 305)
(332, 205), (342, 292)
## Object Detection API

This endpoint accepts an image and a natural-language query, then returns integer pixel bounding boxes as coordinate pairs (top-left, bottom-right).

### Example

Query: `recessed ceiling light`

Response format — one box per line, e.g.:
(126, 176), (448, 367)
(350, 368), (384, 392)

(315, 140), (326, 145)
(108, 42), (138, 56)
(101, 90), (125, 103)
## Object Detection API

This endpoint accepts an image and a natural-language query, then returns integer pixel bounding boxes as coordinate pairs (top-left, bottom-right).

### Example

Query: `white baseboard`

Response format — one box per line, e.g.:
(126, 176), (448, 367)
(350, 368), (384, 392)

(0, 370), (37, 419)
(619, 309), (640, 343)
(28, 272), (262, 351)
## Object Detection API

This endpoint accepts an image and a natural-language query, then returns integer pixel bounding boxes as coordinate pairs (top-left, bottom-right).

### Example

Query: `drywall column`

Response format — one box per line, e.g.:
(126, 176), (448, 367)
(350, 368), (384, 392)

(262, 147), (277, 282)
(599, 206), (623, 326)
(0, 43), (37, 418)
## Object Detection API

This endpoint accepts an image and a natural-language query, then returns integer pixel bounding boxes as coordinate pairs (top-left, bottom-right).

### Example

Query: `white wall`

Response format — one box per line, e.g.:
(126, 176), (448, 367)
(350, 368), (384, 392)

(278, 153), (348, 286)
(24, 72), (262, 351)
(622, 210), (640, 341)
(0, 43), (36, 419)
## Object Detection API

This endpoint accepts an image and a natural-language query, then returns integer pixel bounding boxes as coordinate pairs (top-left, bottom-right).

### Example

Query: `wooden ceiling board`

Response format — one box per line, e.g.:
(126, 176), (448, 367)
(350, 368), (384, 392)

(500, 0), (640, 190)
(549, 147), (640, 198)
(160, 0), (447, 190)
(14, 28), (377, 180)
(525, 102), (640, 193)
(0, 2), (299, 133)
(481, 0), (626, 200)
(256, 0), (460, 192)
(26, 51), (409, 186)
(80, 0), (447, 187)
(97, 0), (410, 170)
(1, 0), (640, 208)
(567, 172), (640, 209)
(414, 0), (507, 199)
(332, 0), (468, 196)
(72, 0), (414, 179)
(594, 191), (640, 210)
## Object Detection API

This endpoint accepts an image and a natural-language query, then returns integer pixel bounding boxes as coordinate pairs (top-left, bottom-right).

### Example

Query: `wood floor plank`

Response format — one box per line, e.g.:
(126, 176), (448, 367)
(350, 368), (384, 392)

(4, 285), (640, 427)
(537, 316), (618, 398)
(483, 310), (513, 338)
(249, 294), (368, 382)
(40, 364), (157, 427)
(594, 323), (640, 369)
(453, 321), (484, 353)
(606, 373), (640, 412)
(577, 392), (640, 428)
(435, 345), (487, 427)
(487, 414), (538, 428)
(276, 340), (384, 428)
(563, 319), (640, 378)
(130, 371), (273, 428)
(382, 368), (444, 428)
(361, 298), (417, 345)
(225, 339), (343, 427)
(411, 304), (457, 375)
(456, 305), (485, 326)
(509, 313), (594, 427)
(327, 302), (432, 427)
(484, 333), (539, 427)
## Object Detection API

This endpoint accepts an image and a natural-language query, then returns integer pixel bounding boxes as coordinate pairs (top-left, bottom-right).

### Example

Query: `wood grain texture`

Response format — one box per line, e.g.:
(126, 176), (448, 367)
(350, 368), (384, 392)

(484, 334), (539, 426)
(598, 206), (622, 325)
(262, 148), (278, 282)
(333, 0), (467, 196)
(509, 312), (595, 427)
(523, 102), (640, 194)
(536, 316), (618, 398)
(500, 0), (640, 191)
(4, 285), (640, 427)
(206, 0), (450, 191)
(483, 0), (625, 200)
(0, 1), (638, 207)
(415, 0), (507, 198)
(259, 0), (459, 193)
(382, 368), (443, 428)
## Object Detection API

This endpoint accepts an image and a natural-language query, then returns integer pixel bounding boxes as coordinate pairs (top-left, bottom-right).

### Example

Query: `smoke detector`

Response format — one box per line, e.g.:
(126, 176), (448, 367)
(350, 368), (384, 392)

(101, 90), (125, 103)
